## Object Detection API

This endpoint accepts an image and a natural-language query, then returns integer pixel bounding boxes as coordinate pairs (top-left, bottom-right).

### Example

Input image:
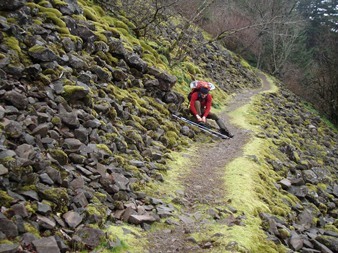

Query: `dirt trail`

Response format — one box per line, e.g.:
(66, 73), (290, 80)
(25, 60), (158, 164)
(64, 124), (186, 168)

(145, 74), (271, 252)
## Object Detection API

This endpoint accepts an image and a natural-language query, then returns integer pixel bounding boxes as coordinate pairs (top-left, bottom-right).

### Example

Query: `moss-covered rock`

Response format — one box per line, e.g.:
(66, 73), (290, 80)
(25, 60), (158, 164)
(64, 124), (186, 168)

(40, 187), (69, 212)
(85, 203), (108, 226)
(48, 149), (68, 165)
(0, 190), (15, 207)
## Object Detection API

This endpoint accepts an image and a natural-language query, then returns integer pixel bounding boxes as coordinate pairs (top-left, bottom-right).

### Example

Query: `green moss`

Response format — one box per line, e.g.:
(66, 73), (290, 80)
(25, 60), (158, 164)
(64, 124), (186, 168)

(37, 73), (51, 85)
(0, 240), (13, 245)
(83, 6), (99, 21)
(318, 203), (327, 214)
(113, 154), (126, 166)
(125, 130), (144, 145)
(106, 107), (117, 120)
(324, 224), (338, 233)
(93, 192), (107, 203)
(182, 62), (201, 75)
(85, 203), (108, 226)
(124, 165), (140, 175)
(48, 149), (68, 165)
(96, 144), (113, 156)
(51, 116), (61, 125)
(162, 131), (179, 148)
(42, 67), (63, 79)
(105, 225), (145, 253)
(114, 20), (130, 31)
(144, 117), (160, 130)
(145, 97), (169, 115)
(101, 15), (115, 26)
(52, 0), (68, 7)
(41, 188), (69, 212)
(24, 222), (40, 237)
(3, 36), (21, 53)
(27, 2), (70, 34)
(24, 202), (36, 214)
(62, 85), (88, 100)
(0, 190), (14, 207)
(92, 5), (105, 16)
(28, 45), (50, 55)
(60, 34), (82, 44)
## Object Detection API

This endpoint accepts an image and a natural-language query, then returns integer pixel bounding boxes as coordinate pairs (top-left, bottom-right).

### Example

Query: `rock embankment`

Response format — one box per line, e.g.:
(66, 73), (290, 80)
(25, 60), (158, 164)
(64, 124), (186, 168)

(257, 90), (338, 252)
(0, 0), (260, 252)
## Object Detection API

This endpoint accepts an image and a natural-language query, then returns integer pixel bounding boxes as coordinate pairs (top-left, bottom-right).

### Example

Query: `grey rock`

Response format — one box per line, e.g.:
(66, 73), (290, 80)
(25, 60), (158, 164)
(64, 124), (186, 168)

(10, 202), (29, 218)
(36, 215), (56, 230)
(72, 24), (96, 42)
(0, 243), (20, 253)
(28, 46), (58, 62)
(317, 235), (338, 252)
(108, 37), (127, 57)
(46, 167), (62, 185)
(73, 227), (105, 248)
(0, 150), (17, 162)
(333, 184), (338, 198)
(20, 190), (39, 201)
(68, 53), (87, 70)
(90, 65), (112, 82)
(0, 217), (18, 238)
(37, 202), (52, 215)
(15, 144), (36, 160)
(128, 214), (157, 225)
(112, 68), (128, 81)
(129, 160), (144, 168)
(279, 178), (292, 189)
(0, 0), (25, 10)
(31, 123), (50, 137)
(59, 0), (82, 15)
(0, 164), (8, 176)
(302, 170), (319, 184)
(63, 138), (83, 151)
(32, 236), (61, 253)
(0, 106), (5, 119)
(126, 53), (148, 73)
(21, 232), (38, 247)
(40, 173), (54, 185)
(312, 239), (334, 253)
(59, 111), (80, 128)
(111, 172), (129, 191)
(63, 211), (82, 228)
(4, 121), (23, 138)
(73, 192), (88, 208)
(289, 231), (303, 251)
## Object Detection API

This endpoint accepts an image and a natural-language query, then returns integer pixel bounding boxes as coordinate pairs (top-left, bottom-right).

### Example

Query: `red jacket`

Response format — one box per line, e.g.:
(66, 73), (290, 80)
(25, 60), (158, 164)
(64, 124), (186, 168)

(189, 91), (212, 117)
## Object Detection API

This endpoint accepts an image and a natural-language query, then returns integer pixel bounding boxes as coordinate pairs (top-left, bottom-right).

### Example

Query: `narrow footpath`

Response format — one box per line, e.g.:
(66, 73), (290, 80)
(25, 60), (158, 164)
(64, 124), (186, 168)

(145, 73), (271, 252)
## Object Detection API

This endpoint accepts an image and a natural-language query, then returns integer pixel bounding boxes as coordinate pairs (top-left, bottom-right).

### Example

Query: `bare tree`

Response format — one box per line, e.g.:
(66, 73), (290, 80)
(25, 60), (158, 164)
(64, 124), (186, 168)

(96, 0), (179, 38)
(197, 0), (306, 75)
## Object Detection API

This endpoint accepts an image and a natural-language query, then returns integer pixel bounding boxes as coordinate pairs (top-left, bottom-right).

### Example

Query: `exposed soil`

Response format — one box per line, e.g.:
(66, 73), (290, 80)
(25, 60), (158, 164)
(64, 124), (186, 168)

(145, 74), (271, 252)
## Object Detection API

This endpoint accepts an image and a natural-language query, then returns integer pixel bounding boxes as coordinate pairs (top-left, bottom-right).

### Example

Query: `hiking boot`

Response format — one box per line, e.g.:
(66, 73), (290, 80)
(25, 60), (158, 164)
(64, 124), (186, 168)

(220, 129), (234, 138)
(216, 119), (233, 137)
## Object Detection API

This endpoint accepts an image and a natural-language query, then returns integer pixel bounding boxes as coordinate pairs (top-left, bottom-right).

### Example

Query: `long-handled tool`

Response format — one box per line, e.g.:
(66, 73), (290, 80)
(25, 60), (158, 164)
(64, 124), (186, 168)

(172, 115), (229, 139)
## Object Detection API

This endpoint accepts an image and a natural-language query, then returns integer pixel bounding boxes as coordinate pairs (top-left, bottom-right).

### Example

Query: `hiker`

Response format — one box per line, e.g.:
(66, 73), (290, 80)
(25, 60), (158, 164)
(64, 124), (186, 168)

(189, 80), (234, 138)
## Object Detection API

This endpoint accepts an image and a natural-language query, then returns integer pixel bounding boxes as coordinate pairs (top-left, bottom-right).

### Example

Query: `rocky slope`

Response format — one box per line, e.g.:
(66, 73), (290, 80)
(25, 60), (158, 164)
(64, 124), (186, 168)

(143, 77), (338, 253)
(0, 0), (260, 252)
(254, 89), (338, 253)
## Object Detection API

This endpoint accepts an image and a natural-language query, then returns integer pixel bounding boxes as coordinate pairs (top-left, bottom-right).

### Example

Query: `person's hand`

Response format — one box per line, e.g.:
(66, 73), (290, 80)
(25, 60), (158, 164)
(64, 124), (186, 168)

(196, 115), (202, 121)
(202, 116), (206, 123)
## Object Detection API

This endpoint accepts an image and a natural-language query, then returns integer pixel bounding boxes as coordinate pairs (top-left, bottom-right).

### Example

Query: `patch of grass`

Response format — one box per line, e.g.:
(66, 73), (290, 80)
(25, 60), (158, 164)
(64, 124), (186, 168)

(211, 74), (290, 252)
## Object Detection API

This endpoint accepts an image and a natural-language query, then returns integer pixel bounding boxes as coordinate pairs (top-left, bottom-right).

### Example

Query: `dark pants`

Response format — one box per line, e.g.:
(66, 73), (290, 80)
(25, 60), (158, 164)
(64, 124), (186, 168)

(193, 100), (219, 121)
(191, 101), (231, 136)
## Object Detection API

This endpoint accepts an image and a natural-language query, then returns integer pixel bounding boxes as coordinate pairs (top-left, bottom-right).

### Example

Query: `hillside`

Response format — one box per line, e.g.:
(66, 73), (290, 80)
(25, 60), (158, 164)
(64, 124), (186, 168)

(0, 1), (338, 253)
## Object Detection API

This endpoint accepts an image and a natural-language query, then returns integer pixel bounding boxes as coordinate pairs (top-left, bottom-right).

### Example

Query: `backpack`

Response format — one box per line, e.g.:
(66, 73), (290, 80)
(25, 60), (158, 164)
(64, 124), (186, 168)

(187, 80), (215, 102)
